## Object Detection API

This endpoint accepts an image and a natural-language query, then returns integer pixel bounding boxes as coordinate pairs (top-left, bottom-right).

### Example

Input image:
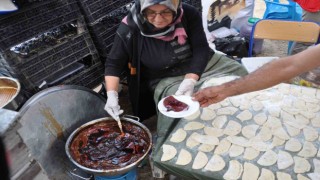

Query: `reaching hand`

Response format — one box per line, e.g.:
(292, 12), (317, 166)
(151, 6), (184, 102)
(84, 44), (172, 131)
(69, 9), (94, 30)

(104, 91), (124, 121)
(192, 86), (228, 107)
(175, 78), (197, 96)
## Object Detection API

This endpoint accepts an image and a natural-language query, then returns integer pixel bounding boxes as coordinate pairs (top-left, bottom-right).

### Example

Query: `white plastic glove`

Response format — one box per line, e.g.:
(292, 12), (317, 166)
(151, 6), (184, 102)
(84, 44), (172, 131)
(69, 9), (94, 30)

(175, 78), (197, 96)
(104, 91), (124, 121)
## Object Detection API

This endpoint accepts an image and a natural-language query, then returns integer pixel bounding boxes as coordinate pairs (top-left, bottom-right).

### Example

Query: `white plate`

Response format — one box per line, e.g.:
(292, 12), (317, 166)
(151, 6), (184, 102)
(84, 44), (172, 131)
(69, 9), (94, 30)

(158, 95), (200, 118)
(0, 0), (18, 14)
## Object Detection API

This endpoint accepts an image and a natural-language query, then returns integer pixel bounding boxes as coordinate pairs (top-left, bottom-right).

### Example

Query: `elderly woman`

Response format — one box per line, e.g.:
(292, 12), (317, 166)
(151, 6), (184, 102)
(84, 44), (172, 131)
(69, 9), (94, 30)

(104, 0), (247, 121)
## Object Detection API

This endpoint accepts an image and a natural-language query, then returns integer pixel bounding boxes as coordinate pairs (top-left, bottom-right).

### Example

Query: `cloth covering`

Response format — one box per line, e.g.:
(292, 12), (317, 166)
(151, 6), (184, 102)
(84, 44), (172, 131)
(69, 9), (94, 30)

(151, 53), (248, 179)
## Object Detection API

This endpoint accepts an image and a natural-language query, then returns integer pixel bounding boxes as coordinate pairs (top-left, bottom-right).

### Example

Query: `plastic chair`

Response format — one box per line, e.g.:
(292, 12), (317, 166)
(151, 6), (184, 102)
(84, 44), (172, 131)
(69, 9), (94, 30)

(263, 0), (302, 21)
(248, 19), (320, 57)
(263, 0), (303, 53)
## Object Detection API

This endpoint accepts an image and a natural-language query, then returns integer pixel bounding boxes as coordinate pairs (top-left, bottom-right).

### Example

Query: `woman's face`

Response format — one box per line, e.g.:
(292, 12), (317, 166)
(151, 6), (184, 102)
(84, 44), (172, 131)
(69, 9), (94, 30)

(143, 4), (174, 29)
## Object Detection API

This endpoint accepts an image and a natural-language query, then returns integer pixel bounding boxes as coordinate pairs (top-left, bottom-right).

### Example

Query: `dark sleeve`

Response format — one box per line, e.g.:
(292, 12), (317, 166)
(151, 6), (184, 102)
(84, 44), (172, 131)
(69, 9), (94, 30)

(183, 4), (212, 77)
(104, 23), (130, 77)
(0, 137), (10, 180)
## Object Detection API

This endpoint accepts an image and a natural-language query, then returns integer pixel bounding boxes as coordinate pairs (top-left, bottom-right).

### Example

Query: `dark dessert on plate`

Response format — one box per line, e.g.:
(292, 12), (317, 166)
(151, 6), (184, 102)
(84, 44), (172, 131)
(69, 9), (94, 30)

(163, 95), (189, 112)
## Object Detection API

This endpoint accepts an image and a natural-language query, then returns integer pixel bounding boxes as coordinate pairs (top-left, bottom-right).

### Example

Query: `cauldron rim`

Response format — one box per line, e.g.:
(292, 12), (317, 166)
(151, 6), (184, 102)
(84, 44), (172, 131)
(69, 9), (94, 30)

(65, 116), (152, 176)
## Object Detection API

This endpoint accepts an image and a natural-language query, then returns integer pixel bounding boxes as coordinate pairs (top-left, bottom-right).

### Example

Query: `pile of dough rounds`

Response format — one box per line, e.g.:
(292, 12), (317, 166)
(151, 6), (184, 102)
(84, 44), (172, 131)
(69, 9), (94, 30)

(160, 81), (320, 180)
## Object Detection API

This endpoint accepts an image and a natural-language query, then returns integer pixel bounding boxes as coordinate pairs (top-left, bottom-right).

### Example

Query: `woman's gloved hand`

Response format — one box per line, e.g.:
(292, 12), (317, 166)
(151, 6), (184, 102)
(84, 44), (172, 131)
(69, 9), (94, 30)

(175, 78), (197, 96)
(104, 91), (124, 121)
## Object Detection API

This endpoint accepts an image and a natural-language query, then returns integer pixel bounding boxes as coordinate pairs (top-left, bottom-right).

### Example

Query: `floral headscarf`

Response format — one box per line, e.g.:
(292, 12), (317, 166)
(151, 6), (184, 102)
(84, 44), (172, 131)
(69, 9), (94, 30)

(124, 0), (187, 44)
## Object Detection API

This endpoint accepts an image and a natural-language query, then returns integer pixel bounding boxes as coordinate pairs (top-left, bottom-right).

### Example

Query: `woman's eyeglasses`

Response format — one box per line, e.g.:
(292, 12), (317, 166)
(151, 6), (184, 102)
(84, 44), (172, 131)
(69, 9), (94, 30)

(144, 9), (174, 19)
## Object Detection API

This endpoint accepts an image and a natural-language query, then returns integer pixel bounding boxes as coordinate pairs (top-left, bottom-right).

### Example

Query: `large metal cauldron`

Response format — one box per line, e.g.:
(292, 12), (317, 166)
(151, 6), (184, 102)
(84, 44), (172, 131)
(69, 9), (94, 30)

(65, 116), (152, 176)
(0, 76), (20, 109)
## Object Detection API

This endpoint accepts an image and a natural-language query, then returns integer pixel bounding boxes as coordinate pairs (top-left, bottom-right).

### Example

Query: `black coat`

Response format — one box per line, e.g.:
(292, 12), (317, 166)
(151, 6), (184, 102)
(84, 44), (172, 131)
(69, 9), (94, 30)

(104, 3), (212, 119)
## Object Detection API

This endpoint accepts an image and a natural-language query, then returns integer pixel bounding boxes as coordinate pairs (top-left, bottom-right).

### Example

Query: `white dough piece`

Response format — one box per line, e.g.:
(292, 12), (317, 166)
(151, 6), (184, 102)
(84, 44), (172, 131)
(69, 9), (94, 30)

(252, 101), (264, 112)
(193, 134), (219, 145)
(204, 154), (225, 172)
(264, 116), (282, 130)
(285, 138), (302, 152)
(308, 173), (320, 180)
(192, 151), (208, 169)
(294, 156), (311, 174)
(242, 162), (260, 180)
(256, 126), (273, 141)
(242, 124), (259, 139)
(303, 126), (318, 142)
(207, 103), (221, 110)
(161, 144), (177, 161)
(220, 99), (231, 107)
(250, 137), (273, 151)
(281, 110), (295, 122)
(294, 99), (307, 110)
(298, 141), (317, 158)
(302, 88), (317, 97)
(184, 122), (204, 131)
(295, 114), (310, 125)
(290, 86), (302, 96)
(184, 109), (200, 120)
(268, 106), (280, 117)
(170, 128), (187, 143)
(307, 103), (320, 113)
(186, 132), (201, 148)
(277, 83), (290, 94)
(223, 120), (242, 136)
(284, 123), (300, 137)
(282, 106), (300, 115)
(269, 93), (283, 103)
(227, 136), (251, 147)
(313, 159), (320, 173)
(229, 144), (244, 157)
(271, 136), (285, 147)
(284, 117), (307, 129)
(236, 110), (253, 122)
(239, 100), (250, 110)
(300, 110), (316, 119)
(175, 149), (192, 165)
(277, 150), (293, 170)
(297, 174), (310, 180)
(258, 168), (275, 180)
(217, 107), (238, 115)
(245, 92), (259, 100)
(200, 108), (216, 121)
(272, 126), (290, 140)
(311, 116), (320, 127)
(254, 113), (267, 125)
(276, 172), (292, 180)
(223, 160), (243, 180)
(256, 94), (270, 101)
(214, 138), (231, 155)
(229, 97), (241, 107)
(204, 127), (223, 137)
(212, 116), (227, 129)
(257, 150), (278, 166)
(198, 144), (215, 152)
(243, 147), (260, 160)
